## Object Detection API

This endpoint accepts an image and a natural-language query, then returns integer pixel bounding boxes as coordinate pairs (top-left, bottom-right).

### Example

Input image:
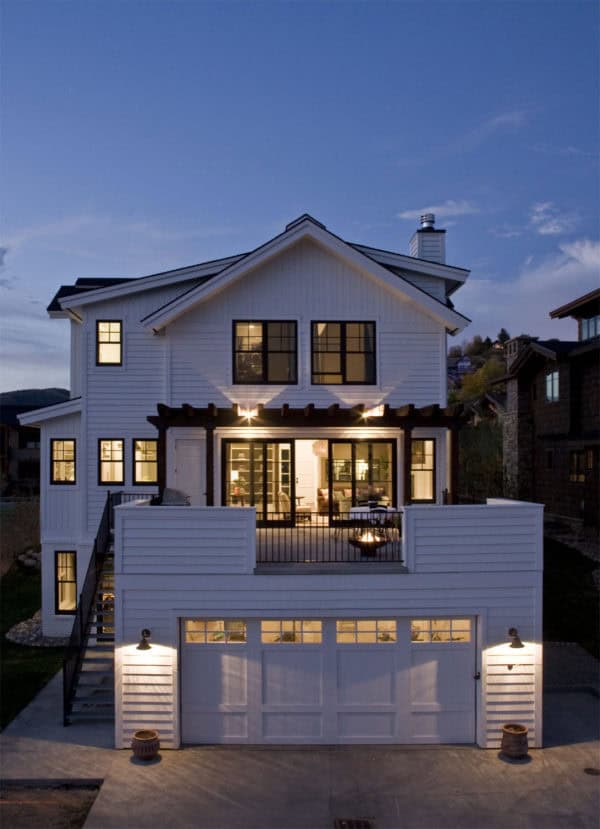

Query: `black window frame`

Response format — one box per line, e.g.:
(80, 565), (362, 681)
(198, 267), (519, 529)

(55, 550), (77, 615)
(96, 320), (123, 366)
(132, 438), (159, 486)
(50, 438), (77, 485)
(569, 450), (586, 483)
(410, 437), (437, 503)
(311, 321), (376, 385)
(98, 438), (125, 485)
(232, 320), (298, 385)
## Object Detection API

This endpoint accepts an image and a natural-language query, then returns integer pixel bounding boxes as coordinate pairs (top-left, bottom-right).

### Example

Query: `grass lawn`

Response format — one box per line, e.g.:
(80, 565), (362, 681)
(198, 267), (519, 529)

(544, 537), (599, 659)
(0, 565), (65, 730)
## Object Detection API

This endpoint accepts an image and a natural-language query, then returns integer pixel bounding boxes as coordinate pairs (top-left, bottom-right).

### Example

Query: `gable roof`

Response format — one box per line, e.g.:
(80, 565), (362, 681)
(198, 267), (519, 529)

(549, 288), (600, 320)
(140, 215), (470, 335)
(18, 397), (82, 426)
(507, 338), (597, 376)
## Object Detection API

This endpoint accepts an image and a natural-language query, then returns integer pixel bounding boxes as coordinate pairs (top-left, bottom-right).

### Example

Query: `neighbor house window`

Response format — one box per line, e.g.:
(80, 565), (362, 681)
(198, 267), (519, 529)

(581, 315), (600, 341)
(96, 320), (122, 365)
(184, 620), (246, 644)
(98, 439), (124, 484)
(410, 438), (435, 502)
(133, 439), (158, 485)
(411, 618), (471, 643)
(233, 321), (297, 383)
(569, 450), (586, 483)
(545, 370), (559, 402)
(312, 321), (376, 384)
(55, 551), (77, 614)
(261, 620), (322, 644)
(50, 439), (76, 484)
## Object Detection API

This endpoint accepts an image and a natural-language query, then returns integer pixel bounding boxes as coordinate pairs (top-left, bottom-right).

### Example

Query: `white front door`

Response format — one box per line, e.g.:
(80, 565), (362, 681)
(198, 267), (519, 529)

(180, 617), (476, 744)
(173, 438), (205, 505)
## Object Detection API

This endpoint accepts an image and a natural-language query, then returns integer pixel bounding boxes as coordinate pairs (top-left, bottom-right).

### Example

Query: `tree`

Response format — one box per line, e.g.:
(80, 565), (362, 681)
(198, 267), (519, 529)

(458, 358), (505, 402)
(465, 335), (485, 357)
(497, 327), (510, 344)
(448, 345), (463, 358)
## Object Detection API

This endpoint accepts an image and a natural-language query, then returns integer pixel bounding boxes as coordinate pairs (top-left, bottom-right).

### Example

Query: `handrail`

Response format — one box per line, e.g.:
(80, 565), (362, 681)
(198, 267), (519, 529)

(62, 490), (116, 725)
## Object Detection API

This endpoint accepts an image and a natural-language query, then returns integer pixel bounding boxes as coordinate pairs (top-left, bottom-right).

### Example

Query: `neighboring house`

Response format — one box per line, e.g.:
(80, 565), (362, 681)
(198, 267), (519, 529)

(0, 389), (69, 495)
(504, 288), (600, 530)
(20, 213), (543, 750)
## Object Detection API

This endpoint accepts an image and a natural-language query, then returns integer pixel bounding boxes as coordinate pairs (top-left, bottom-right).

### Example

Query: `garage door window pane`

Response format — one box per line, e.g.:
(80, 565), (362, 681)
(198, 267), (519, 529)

(411, 619), (471, 643)
(336, 619), (396, 643)
(185, 619), (246, 644)
(261, 620), (322, 643)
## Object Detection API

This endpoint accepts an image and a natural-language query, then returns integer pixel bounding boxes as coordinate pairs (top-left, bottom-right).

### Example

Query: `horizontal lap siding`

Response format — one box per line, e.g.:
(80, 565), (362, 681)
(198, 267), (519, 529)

(483, 651), (539, 748)
(116, 647), (177, 748)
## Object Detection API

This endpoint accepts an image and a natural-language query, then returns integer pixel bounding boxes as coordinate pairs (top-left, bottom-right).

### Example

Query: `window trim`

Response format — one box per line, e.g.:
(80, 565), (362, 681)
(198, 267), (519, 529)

(132, 438), (159, 486)
(96, 319), (123, 366)
(410, 437), (436, 504)
(50, 438), (77, 485)
(55, 550), (77, 615)
(232, 320), (298, 385)
(311, 320), (377, 385)
(98, 438), (125, 485)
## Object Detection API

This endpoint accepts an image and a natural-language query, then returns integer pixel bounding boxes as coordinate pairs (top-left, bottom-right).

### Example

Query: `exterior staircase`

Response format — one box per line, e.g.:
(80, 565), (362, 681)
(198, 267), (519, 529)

(67, 553), (115, 722)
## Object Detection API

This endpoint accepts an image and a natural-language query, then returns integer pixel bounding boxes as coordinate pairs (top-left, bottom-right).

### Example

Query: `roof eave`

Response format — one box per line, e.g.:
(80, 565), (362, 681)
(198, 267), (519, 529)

(17, 397), (82, 426)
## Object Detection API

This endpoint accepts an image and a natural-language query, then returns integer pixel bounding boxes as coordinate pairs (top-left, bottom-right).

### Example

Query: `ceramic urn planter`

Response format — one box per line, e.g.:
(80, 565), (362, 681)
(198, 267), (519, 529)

(131, 729), (160, 761)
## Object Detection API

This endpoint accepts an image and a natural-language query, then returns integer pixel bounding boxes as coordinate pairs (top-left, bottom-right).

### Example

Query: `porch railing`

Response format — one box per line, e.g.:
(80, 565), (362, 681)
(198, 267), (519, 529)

(256, 511), (403, 565)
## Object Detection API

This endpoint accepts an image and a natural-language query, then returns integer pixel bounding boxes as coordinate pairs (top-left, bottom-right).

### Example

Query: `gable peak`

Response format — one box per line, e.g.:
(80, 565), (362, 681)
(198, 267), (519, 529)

(285, 213), (327, 232)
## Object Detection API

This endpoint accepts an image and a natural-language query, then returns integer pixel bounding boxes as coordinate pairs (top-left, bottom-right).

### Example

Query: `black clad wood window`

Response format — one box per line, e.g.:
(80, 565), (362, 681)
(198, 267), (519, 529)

(55, 551), (77, 614)
(98, 439), (124, 484)
(96, 320), (122, 365)
(233, 321), (297, 384)
(410, 439), (436, 502)
(50, 439), (76, 484)
(312, 321), (376, 384)
(133, 439), (158, 485)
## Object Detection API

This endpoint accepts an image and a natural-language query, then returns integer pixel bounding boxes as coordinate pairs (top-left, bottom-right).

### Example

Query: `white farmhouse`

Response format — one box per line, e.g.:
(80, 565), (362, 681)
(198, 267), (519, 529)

(20, 214), (543, 749)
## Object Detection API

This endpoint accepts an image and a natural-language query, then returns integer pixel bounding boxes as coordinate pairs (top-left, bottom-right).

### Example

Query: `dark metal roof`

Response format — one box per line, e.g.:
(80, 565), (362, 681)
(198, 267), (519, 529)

(47, 278), (134, 312)
(549, 288), (600, 319)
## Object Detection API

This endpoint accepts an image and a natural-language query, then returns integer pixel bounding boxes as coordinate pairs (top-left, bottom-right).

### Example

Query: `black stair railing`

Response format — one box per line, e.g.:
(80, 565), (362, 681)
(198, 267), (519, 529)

(62, 490), (118, 725)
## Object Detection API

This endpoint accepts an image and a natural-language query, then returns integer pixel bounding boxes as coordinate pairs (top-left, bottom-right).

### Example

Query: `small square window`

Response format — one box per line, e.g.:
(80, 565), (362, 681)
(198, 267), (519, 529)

(50, 439), (76, 484)
(97, 321), (122, 365)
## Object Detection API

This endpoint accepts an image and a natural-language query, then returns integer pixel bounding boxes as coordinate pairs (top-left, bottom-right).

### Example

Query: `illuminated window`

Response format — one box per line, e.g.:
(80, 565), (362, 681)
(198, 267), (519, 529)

(261, 620), (322, 644)
(411, 439), (435, 502)
(133, 439), (158, 484)
(55, 551), (77, 614)
(411, 618), (471, 643)
(98, 439), (124, 484)
(184, 619), (246, 644)
(336, 619), (396, 644)
(569, 450), (586, 483)
(233, 321), (297, 384)
(96, 321), (122, 365)
(545, 370), (559, 402)
(312, 321), (376, 384)
(50, 439), (76, 484)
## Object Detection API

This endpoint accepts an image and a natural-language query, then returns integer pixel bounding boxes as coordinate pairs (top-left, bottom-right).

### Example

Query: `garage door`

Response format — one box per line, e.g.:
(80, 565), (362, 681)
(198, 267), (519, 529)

(181, 617), (476, 744)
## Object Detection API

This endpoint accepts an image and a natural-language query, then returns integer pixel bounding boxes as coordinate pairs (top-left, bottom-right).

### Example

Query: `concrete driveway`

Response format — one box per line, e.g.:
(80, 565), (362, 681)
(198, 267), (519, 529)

(1, 655), (599, 829)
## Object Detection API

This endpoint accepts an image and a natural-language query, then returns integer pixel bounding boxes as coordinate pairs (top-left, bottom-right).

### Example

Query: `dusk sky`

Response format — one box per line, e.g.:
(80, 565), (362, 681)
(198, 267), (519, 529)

(1, 0), (598, 392)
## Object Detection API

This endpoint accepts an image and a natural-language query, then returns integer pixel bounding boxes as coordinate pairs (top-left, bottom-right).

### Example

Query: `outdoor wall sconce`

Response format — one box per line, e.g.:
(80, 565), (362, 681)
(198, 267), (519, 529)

(238, 406), (258, 422)
(506, 627), (524, 669)
(137, 628), (152, 650)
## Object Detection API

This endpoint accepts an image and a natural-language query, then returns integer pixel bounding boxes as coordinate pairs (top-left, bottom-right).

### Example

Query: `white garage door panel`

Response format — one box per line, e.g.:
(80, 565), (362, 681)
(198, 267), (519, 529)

(181, 618), (476, 745)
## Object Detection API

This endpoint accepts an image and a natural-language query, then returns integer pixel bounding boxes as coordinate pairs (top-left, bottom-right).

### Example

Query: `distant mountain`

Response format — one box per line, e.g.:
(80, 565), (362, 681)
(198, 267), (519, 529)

(0, 388), (70, 408)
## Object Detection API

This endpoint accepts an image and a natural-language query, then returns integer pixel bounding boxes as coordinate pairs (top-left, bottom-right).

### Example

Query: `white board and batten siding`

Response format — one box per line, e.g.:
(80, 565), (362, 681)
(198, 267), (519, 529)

(114, 501), (543, 749)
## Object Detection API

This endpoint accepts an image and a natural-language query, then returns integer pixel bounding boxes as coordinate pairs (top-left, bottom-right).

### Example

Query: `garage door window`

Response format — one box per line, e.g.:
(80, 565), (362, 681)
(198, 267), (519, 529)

(261, 620), (322, 643)
(184, 619), (247, 644)
(336, 619), (396, 643)
(411, 619), (471, 643)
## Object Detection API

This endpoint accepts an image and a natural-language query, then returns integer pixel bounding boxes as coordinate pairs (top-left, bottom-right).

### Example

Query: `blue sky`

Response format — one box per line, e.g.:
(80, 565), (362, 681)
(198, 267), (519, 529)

(1, 0), (598, 391)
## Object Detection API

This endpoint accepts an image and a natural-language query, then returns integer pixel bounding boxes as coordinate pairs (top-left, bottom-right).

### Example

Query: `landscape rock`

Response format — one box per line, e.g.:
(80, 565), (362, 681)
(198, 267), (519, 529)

(5, 610), (68, 647)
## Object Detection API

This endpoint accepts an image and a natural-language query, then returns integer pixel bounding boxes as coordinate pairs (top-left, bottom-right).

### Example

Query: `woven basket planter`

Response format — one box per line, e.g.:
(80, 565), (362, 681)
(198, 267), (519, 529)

(131, 729), (160, 761)
(501, 723), (529, 759)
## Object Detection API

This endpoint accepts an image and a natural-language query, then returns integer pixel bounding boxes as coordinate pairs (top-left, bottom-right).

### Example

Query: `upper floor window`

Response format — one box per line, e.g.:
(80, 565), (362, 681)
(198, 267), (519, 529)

(50, 439), (76, 484)
(233, 321), (297, 384)
(98, 439), (124, 484)
(96, 320), (122, 365)
(133, 439), (158, 485)
(581, 315), (600, 341)
(311, 321), (376, 384)
(545, 370), (559, 402)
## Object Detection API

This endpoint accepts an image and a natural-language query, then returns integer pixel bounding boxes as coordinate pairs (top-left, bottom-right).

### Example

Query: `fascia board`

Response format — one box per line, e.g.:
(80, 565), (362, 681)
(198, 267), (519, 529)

(351, 243), (470, 281)
(143, 220), (470, 334)
(18, 397), (82, 426)
(58, 254), (247, 310)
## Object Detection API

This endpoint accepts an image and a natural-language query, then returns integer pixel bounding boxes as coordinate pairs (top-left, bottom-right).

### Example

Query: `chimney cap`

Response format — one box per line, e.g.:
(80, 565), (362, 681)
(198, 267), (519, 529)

(420, 213), (436, 229)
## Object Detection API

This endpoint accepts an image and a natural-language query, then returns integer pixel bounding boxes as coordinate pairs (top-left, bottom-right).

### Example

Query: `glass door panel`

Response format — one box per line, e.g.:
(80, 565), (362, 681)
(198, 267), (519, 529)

(224, 440), (294, 526)
(329, 440), (395, 517)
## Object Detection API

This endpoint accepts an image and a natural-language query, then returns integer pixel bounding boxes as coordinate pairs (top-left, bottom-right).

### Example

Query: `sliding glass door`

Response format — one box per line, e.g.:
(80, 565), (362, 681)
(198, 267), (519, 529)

(328, 440), (395, 517)
(223, 440), (294, 526)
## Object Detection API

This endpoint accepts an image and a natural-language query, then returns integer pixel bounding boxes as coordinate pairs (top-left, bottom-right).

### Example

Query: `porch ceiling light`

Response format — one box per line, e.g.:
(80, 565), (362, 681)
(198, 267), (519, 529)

(363, 404), (385, 419)
(238, 406), (258, 422)
(137, 628), (152, 650)
(508, 627), (524, 649)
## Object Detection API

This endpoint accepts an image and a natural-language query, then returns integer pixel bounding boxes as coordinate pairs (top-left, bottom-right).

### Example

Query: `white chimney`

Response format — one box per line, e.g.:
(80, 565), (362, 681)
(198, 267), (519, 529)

(409, 213), (446, 263)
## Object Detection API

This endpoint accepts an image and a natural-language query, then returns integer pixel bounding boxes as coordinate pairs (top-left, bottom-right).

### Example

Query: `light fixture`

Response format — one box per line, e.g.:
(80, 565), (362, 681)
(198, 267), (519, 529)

(362, 404), (385, 419)
(238, 406), (258, 422)
(137, 628), (152, 650)
(508, 627), (524, 649)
